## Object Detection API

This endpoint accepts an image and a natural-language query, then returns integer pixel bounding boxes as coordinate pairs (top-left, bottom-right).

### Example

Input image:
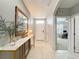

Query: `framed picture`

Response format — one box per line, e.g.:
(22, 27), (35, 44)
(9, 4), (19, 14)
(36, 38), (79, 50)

(15, 6), (28, 37)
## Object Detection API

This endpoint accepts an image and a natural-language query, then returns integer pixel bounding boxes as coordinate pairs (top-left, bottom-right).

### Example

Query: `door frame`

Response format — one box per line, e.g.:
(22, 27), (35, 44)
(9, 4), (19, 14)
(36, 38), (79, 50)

(55, 16), (70, 50)
(74, 16), (79, 53)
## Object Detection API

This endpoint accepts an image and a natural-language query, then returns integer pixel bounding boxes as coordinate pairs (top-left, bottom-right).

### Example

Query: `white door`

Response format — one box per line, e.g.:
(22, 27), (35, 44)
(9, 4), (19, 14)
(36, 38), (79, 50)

(35, 19), (46, 41)
(75, 14), (79, 52)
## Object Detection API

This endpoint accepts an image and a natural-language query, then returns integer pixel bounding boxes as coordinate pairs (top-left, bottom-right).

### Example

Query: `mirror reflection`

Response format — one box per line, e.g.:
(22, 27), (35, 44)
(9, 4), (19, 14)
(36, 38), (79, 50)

(15, 6), (28, 37)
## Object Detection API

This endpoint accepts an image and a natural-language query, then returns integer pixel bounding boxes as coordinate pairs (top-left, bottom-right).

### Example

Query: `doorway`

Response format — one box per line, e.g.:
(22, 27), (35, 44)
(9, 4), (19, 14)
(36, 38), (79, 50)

(56, 17), (69, 50)
(34, 18), (46, 46)
(35, 19), (45, 41)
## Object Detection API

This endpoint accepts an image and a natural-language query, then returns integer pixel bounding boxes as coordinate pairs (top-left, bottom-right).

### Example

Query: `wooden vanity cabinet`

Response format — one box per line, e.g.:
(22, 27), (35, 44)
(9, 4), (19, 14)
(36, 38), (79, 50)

(0, 35), (33, 59)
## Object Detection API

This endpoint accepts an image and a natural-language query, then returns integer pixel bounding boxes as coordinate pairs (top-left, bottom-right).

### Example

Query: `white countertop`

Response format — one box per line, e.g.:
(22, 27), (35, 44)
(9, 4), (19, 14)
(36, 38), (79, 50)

(0, 34), (33, 51)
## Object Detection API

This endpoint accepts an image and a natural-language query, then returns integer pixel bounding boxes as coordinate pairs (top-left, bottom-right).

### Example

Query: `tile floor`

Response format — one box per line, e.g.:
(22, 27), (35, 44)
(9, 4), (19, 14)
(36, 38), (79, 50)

(27, 41), (70, 59)
(57, 38), (68, 50)
(56, 50), (68, 59)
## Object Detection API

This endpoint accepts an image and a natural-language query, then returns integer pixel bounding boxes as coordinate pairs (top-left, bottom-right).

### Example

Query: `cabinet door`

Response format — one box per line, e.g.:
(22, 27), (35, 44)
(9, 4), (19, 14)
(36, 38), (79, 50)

(0, 52), (13, 59)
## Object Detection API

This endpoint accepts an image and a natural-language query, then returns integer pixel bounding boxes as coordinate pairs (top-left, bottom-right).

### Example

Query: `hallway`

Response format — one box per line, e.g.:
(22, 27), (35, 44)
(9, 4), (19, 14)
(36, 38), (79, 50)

(1, 0), (79, 59)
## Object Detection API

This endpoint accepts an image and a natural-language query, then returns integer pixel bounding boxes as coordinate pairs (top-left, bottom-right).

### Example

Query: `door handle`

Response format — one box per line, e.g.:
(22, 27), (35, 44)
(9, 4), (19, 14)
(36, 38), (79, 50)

(43, 30), (44, 32)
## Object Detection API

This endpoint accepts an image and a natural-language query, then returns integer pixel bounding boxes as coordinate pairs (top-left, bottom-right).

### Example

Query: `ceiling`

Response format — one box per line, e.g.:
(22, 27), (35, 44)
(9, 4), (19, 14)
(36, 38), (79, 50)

(23, 0), (79, 17)
(28, 0), (52, 6)
(59, 0), (79, 8)
(23, 0), (59, 18)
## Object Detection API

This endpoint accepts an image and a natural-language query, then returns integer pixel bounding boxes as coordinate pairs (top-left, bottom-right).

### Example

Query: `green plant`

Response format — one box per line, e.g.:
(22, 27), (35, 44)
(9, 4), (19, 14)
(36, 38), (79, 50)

(0, 16), (15, 43)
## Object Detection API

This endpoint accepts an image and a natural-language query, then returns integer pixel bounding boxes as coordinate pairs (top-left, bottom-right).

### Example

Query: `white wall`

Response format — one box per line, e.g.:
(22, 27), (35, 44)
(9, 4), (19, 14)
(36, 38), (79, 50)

(0, 0), (30, 46)
(71, 2), (79, 16)
(46, 16), (56, 50)
(47, 17), (53, 42)
(0, 0), (30, 22)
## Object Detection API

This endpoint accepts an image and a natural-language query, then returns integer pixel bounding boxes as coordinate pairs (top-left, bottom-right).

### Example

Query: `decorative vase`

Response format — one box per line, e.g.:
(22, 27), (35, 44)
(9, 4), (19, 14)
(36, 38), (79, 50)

(9, 34), (16, 46)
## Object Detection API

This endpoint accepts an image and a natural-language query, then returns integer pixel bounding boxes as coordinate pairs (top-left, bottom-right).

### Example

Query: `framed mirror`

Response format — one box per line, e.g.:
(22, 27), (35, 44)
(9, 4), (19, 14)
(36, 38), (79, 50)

(15, 6), (28, 37)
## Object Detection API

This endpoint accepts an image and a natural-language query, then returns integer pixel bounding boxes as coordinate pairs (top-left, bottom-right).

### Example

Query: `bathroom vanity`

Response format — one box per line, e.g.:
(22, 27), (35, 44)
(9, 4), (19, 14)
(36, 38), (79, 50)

(0, 34), (33, 59)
